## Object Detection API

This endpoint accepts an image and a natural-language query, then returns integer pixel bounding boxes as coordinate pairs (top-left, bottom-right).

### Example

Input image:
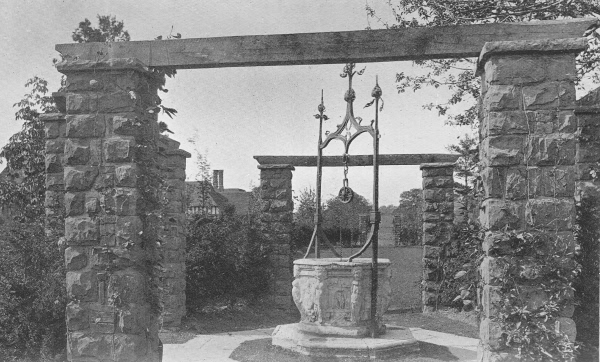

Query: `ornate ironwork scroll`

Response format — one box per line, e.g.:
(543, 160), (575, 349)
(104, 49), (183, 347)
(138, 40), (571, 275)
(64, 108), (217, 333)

(303, 63), (383, 338)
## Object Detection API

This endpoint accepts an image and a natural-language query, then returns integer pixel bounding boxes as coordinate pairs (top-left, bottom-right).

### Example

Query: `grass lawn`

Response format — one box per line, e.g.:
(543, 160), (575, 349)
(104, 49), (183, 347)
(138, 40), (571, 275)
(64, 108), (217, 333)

(313, 245), (423, 310)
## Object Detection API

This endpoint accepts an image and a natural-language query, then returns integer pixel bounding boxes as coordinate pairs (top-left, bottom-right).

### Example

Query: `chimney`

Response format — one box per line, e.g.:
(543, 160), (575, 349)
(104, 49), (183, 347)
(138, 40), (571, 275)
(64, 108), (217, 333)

(212, 170), (224, 192)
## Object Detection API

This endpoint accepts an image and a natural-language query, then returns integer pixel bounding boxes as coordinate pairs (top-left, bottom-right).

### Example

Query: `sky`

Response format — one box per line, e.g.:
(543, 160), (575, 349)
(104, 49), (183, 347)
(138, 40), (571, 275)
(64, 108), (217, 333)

(0, 0), (474, 206)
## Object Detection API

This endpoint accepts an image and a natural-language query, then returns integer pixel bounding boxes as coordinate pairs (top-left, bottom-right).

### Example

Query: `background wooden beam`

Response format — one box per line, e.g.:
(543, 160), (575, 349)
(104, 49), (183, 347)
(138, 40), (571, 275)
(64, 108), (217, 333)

(56, 18), (596, 69)
(254, 154), (459, 167)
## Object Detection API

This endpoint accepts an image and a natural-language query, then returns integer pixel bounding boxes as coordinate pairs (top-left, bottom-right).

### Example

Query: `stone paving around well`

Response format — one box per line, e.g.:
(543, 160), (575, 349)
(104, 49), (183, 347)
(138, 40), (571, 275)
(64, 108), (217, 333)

(162, 326), (479, 362)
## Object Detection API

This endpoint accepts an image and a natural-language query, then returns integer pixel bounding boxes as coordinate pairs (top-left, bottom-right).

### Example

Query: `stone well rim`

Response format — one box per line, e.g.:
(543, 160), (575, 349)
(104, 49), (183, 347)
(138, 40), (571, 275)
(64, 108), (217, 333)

(293, 258), (391, 266)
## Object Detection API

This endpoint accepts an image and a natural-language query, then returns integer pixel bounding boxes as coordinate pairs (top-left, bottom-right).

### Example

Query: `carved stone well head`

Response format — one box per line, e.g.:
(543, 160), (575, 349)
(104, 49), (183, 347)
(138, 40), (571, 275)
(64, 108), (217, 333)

(291, 258), (392, 337)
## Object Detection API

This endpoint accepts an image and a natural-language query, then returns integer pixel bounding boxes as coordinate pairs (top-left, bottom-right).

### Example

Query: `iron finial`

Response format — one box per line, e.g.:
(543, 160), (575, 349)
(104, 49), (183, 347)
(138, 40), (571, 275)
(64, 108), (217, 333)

(318, 89), (325, 113)
(371, 75), (382, 99)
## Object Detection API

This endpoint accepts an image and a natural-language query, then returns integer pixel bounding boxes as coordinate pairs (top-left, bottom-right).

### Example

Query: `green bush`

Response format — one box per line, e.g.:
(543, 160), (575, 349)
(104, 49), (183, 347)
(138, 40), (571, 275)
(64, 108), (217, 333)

(0, 220), (66, 362)
(439, 221), (483, 310)
(186, 213), (272, 311)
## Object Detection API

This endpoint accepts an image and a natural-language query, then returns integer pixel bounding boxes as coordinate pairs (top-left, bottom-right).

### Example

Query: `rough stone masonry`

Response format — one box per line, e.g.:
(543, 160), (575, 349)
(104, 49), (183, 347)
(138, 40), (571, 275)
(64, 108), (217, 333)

(258, 164), (295, 309)
(476, 38), (586, 361)
(420, 162), (455, 313)
(48, 58), (165, 362)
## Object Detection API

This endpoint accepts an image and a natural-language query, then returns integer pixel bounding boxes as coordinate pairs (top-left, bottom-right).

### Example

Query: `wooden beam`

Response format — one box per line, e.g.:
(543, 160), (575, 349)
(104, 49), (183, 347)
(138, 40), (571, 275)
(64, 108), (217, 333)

(56, 18), (596, 69)
(254, 154), (459, 167)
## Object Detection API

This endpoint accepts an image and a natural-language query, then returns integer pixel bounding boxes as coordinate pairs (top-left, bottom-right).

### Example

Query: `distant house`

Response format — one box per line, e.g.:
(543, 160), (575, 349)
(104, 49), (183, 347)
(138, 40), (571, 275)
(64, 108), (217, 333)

(185, 170), (253, 217)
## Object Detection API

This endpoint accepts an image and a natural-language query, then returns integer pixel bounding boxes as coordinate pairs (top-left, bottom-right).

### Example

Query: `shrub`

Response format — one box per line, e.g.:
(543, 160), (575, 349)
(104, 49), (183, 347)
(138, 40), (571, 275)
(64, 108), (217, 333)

(0, 220), (66, 362)
(573, 195), (600, 360)
(439, 221), (483, 310)
(186, 213), (272, 311)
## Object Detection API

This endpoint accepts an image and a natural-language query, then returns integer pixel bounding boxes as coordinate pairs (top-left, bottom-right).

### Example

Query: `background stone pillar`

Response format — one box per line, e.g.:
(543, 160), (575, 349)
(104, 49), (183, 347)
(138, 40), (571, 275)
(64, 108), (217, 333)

(258, 164), (294, 309)
(157, 135), (190, 330)
(420, 162), (454, 313)
(52, 58), (163, 362)
(42, 113), (66, 234)
(477, 38), (585, 361)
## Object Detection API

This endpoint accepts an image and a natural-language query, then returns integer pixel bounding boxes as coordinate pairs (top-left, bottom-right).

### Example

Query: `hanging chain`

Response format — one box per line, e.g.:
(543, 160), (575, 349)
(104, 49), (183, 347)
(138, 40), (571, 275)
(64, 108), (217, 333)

(339, 153), (353, 203)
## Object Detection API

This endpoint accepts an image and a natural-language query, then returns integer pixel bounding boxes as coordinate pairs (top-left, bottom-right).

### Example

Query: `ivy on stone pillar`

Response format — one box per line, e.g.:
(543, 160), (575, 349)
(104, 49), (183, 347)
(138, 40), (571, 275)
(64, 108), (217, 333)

(157, 135), (191, 330)
(477, 38), (585, 361)
(258, 164), (294, 309)
(51, 58), (164, 362)
(420, 162), (454, 313)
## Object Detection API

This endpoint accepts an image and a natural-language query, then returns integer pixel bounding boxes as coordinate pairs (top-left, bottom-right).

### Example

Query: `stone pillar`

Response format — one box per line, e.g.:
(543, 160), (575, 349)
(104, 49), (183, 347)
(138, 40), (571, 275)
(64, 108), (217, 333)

(258, 164), (294, 309)
(157, 135), (190, 330)
(477, 38), (585, 361)
(52, 58), (164, 362)
(575, 88), (600, 200)
(420, 162), (454, 313)
(42, 113), (66, 234)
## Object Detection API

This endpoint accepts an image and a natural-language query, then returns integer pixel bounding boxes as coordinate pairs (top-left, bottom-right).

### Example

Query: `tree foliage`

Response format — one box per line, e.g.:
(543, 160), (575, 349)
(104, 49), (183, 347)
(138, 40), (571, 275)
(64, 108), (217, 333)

(0, 77), (57, 220)
(72, 15), (130, 43)
(366, 0), (600, 127)
(395, 188), (423, 245)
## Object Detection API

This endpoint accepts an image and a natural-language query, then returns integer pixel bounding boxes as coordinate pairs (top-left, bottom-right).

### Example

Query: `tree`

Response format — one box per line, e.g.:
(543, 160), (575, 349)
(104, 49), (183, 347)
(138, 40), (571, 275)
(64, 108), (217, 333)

(395, 188), (423, 245)
(294, 187), (317, 228)
(72, 15), (130, 43)
(322, 193), (371, 246)
(365, 1), (600, 128)
(0, 77), (57, 220)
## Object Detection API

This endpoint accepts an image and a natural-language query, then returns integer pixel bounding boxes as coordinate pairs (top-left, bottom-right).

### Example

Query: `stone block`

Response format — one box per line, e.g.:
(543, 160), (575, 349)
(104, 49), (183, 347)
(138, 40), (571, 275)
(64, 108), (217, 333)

(422, 188), (453, 203)
(66, 270), (96, 301)
(66, 301), (89, 331)
(113, 188), (141, 216)
(420, 166), (454, 177)
(116, 216), (143, 247)
(66, 91), (138, 114)
(480, 318), (503, 351)
(423, 201), (454, 213)
(113, 164), (138, 187)
(107, 269), (146, 305)
(527, 166), (575, 197)
(483, 55), (548, 85)
(481, 285), (502, 319)
(117, 304), (151, 334)
(45, 153), (63, 173)
(423, 246), (442, 259)
(65, 216), (99, 245)
(65, 166), (99, 191)
(481, 111), (528, 137)
(422, 222), (452, 235)
(65, 247), (89, 271)
(269, 199), (293, 213)
(480, 166), (527, 200)
(422, 267), (441, 281)
(46, 172), (65, 191)
(66, 114), (105, 138)
(555, 317), (577, 341)
(107, 114), (143, 138)
(65, 192), (85, 216)
(104, 137), (136, 163)
(482, 85), (521, 111)
(422, 291), (438, 306)
(45, 139), (65, 155)
(526, 134), (575, 166)
(525, 198), (574, 230)
(481, 135), (525, 167)
(522, 82), (575, 110)
(480, 257), (506, 285)
(44, 119), (66, 139)
(64, 138), (92, 165)
(529, 110), (576, 134)
(480, 199), (524, 231)
(421, 229), (451, 247)
(517, 285), (548, 311)
(422, 176), (453, 189)
(576, 141), (600, 163)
